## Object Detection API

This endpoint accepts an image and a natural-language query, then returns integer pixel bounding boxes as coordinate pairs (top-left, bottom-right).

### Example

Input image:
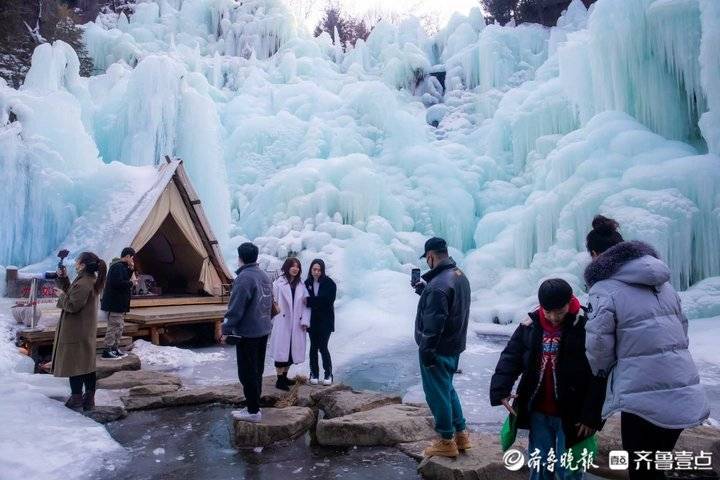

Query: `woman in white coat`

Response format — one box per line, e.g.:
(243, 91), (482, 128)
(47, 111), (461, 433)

(271, 257), (311, 390)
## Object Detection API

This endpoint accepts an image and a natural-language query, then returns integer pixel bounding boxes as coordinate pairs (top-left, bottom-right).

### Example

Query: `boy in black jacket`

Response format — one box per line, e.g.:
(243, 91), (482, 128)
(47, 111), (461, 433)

(490, 279), (606, 479)
(100, 247), (136, 359)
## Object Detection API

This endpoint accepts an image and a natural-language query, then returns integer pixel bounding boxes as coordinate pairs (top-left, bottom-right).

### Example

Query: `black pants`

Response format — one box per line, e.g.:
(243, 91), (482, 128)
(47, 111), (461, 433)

(621, 412), (683, 480)
(69, 372), (97, 394)
(236, 335), (268, 414)
(309, 329), (332, 378)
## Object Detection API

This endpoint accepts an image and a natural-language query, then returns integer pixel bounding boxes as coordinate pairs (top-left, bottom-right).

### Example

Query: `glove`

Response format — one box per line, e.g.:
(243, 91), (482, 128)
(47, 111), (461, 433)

(420, 349), (437, 368)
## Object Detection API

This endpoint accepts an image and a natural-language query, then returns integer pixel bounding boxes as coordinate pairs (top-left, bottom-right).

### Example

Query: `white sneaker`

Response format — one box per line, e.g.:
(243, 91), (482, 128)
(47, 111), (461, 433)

(310, 377), (319, 385)
(323, 375), (333, 386)
(232, 409), (262, 423)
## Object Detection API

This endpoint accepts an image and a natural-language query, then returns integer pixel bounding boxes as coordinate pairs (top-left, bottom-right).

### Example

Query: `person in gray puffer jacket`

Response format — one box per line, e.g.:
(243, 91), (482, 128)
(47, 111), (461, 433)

(220, 242), (273, 423)
(584, 216), (709, 480)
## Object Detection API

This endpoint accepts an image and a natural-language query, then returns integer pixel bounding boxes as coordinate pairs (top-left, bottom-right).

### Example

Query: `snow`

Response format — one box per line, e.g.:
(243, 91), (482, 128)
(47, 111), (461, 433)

(0, 0), (719, 476)
(132, 339), (226, 372)
(0, 300), (124, 480)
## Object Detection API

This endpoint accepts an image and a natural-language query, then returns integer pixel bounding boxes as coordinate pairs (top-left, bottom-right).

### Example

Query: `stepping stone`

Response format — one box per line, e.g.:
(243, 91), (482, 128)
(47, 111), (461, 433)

(82, 405), (128, 424)
(259, 376), (345, 408)
(316, 404), (436, 447)
(231, 407), (315, 448)
(120, 395), (165, 411)
(314, 388), (401, 419)
(162, 384), (245, 407)
(129, 384), (180, 396)
(400, 432), (529, 480)
(96, 353), (141, 379)
(97, 370), (182, 390)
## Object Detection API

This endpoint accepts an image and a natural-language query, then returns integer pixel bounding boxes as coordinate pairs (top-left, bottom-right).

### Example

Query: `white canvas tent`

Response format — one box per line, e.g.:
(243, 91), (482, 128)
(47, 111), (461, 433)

(23, 157), (232, 297)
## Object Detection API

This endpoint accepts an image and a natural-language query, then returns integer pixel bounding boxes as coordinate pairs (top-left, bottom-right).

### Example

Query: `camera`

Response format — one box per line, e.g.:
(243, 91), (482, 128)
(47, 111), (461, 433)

(44, 249), (70, 279)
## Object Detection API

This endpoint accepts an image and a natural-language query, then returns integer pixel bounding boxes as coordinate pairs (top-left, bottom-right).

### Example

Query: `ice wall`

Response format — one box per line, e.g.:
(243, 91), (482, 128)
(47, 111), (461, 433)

(1, 0), (718, 319)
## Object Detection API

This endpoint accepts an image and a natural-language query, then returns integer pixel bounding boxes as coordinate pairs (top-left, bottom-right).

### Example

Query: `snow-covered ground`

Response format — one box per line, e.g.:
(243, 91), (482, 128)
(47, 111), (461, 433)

(0, 299), (124, 480)
(1, 0), (720, 477)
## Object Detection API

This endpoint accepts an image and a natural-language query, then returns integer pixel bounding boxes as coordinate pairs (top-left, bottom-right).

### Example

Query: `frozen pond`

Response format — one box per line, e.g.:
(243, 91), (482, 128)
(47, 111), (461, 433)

(95, 404), (419, 480)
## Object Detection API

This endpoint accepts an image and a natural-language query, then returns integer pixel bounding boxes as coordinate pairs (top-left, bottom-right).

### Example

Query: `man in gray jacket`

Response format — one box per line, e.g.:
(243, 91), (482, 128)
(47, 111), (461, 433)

(221, 242), (273, 423)
(584, 216), (709, 480)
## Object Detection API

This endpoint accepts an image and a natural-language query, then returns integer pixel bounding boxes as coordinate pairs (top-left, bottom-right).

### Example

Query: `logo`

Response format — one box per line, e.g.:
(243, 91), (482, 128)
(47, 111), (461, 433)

(609, 450), (629, 470)
(503, 449), (526, 471)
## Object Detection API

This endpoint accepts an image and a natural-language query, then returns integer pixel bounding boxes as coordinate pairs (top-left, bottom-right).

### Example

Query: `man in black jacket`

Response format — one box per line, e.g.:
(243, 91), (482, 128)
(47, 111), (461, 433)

(413, 237), (471, 458)
(100, 247), (136, 359)
(489, 279), (606, 478)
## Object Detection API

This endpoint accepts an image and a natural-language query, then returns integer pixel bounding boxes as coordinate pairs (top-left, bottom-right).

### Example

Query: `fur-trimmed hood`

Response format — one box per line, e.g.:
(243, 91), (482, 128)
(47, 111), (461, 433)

(584, 240), (670, 288)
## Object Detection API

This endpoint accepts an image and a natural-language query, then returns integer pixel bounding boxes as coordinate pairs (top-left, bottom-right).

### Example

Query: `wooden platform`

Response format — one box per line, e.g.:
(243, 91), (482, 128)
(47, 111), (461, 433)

(130, 295), (227, 308)
(125, 304), (227, 345)
(14, 296), (228, 354)
(17, 322), (140, 357)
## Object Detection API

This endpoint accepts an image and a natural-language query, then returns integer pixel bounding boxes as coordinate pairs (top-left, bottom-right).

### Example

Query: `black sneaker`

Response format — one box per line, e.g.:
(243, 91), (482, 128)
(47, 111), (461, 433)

(101, 349), (120, 359)
(112, 348), (126, 358)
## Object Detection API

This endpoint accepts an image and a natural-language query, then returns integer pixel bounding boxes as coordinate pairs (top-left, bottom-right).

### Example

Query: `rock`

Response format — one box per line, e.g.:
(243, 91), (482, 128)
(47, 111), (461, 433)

(162, 384), (245, 407)
(296, 382), (348, 408)
(231, 407), (315, 448)
(129, 384), (181, 396)
(121, 395), (165, 411)
(400, 433), (529, 480)
(97, 370), (182, 390)
(316, 404), (436, 447)
(96, 353), (141, 379)
(82, 405), (128, 424)
(258, 375), (348, 408)
(315, 389), (401, 419)
(596, 414), (720, 478)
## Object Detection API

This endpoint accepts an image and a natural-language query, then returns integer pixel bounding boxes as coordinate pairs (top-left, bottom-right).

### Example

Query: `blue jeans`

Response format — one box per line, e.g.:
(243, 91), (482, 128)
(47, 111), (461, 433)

(419, 352), (466, 439)
(528, 412), (584, 480)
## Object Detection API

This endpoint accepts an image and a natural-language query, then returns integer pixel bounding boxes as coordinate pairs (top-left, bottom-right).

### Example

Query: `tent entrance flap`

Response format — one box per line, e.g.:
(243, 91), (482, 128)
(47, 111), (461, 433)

(135, 216), (207, 296)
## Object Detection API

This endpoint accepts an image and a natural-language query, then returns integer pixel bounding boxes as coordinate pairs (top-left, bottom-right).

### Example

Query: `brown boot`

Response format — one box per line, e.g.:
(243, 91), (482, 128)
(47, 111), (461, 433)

(82, 391), (96, 411)
(65, 394), (84, 411)
(455, 430), (472, 451)
(423, 438), (459, 458)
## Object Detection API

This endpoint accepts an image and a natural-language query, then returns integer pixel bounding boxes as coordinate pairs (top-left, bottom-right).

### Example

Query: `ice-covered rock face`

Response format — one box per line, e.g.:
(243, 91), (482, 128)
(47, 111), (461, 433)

(1, 0), (719, 324)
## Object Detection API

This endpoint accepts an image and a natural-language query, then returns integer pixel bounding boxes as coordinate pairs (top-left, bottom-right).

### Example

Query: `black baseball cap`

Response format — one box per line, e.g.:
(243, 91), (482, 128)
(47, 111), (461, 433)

(420, 237), (448, 258)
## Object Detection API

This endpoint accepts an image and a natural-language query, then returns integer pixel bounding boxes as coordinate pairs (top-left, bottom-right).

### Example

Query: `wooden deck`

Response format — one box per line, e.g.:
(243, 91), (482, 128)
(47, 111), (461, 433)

(125, 303), (227, 345)
(130, 295), (227, 308)
(16, 299), (228, 352)
(16, 322), (140, 357)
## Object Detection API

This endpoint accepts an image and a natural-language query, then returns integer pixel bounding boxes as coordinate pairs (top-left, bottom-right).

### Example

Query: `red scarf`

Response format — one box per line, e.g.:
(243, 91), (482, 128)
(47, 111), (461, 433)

(538, 295), (581, 333)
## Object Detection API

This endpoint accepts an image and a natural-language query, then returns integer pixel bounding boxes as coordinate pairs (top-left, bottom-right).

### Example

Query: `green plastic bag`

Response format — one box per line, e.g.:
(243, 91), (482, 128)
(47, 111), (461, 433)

(567, 434), (599, 471)
(500, 414), (518, 451)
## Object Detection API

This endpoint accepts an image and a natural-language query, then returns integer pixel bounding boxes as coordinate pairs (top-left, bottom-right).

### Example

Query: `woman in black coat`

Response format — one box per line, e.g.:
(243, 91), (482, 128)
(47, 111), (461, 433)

(304, 259), (337, 385)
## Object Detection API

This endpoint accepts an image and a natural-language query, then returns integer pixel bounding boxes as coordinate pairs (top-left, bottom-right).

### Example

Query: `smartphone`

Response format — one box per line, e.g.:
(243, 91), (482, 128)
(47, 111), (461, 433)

(411, 268), (421, 286)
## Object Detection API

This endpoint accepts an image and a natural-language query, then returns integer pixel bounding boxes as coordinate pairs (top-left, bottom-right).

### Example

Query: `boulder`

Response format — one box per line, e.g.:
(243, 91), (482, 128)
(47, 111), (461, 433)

(315, 388), (401, 419)
(258, 376), (345, 408)
(398, 432), (529, 480)
(96, 353), (141, 379)
(129, 384), (181, 396)
(316, 404), (436, 447)
(97, 370), (182, 390)
(121, 395), (165, 411)
(82, 406), (128, 424)
(162, 384), (245, 407)
(231, 407), (315, 448)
